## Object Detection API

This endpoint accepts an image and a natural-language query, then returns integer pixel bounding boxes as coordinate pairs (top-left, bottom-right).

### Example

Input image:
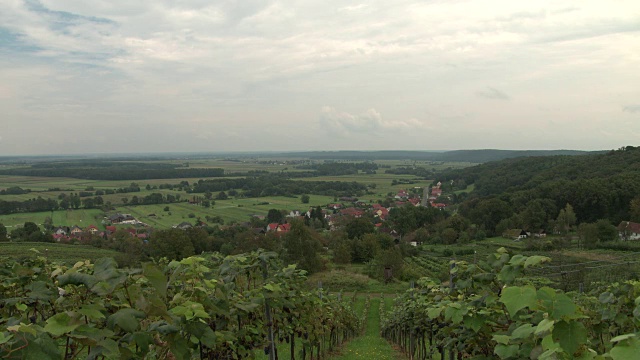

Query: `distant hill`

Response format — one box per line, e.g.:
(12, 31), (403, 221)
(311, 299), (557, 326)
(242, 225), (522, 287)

(437, 146), (640, 233)
(267, 149), (594, 163)
(432, 149), (593, 163)
(270, 151), (441, 161)
(0, 149), (598, 164)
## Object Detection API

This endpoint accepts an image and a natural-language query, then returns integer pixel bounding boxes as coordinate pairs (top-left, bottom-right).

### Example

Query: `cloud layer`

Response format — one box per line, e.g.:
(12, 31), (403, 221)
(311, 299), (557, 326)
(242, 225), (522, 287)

(1, 0), (639, 154)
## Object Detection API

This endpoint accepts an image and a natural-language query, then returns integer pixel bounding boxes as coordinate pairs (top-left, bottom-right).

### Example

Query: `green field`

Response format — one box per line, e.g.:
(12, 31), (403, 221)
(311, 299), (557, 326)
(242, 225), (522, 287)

(0, 157), (475, 228)
(0, 242), (122, 264)
(0, 209), (104, 229)
(0, 194), (337, 228)
(299, 173), (432, 200)
(116, 194), (337, 227)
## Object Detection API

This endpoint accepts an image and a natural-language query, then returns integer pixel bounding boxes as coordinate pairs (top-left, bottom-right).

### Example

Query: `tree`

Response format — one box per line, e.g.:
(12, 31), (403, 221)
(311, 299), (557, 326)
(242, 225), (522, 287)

(282, 220), (323, 274)
(371, 248), (404, 281)
(0, 223), (7, 241)
(461, 198), (512, 236)
(43, 216), (54, 231)
(441, 228), (458, 245)
(23, 222), (40, 236)
(352, 234), (381, 263)
(388, 206), (417, 236)
(556, 203), (577, 235)
(267, 209), (284, 224)
(344, 217), (375, 240)
(301, 194), (310, 204)
(69, 194), (81, 209)
(216, 191), (228, 200)
(149, 228), (195, 260)
(578, 223), (599, 249)
(59, 197), (70, 210)
(333, 242), (352, 264)
(630, 196), (640, 222)
(520, 199), (553, 231)
(595, 219), (618, 242)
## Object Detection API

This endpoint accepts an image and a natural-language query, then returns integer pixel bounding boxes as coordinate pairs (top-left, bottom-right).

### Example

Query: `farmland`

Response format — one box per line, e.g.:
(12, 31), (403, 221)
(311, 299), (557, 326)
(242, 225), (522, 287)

(0, 157), (470, 228)
(0, 208), (104, 229)
(0, 242), (122, 264)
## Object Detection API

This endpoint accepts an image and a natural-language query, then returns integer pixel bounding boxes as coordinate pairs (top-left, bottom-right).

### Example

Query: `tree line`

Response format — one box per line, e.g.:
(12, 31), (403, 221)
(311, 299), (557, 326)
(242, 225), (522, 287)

(189, 174), (369, 197)
(0, 167), (226, 180)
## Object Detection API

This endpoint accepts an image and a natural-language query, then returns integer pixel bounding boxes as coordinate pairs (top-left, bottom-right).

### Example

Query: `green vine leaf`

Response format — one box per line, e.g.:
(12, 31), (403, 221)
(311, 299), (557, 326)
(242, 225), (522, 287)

(494, 343), (519, 359)
(107, 308), (145, 333)
(44, 312), (82, 336)
(609, 337), (640, 360)
(535, 319), (555, 336)
(501, 285), (537, 316)
(511, 324), (535, 340)
(537, 287), (578, 319)
(552, 320), (587, 355)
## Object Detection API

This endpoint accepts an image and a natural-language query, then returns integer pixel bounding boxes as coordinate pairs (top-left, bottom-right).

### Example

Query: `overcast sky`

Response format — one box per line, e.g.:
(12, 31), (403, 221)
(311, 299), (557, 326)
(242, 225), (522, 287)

(1, 0), (639, 155)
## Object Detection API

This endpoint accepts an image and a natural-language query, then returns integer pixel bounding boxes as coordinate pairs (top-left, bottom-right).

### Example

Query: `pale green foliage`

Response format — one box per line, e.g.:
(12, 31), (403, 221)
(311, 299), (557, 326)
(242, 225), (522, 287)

(381, 248), (640, 359)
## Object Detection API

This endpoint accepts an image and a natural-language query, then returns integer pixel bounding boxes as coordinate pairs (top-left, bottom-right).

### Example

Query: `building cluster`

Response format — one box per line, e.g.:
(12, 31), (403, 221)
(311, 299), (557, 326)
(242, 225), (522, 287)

(51, 213), (150, 243)
(48, 185), (452, 243)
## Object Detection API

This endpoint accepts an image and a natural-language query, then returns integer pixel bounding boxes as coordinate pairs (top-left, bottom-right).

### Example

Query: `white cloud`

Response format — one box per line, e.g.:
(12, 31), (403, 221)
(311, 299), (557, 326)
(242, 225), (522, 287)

(476, 87), (510, 100)
(623, 105), (640, 113)
(1, 0), (640, 154)
(319, 106), (430, 136)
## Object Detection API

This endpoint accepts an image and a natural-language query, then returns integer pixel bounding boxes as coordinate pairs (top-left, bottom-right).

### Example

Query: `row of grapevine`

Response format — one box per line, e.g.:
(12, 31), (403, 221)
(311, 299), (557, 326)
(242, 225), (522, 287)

(382, 248), (640, 359)
(0, 249), (361, 359)
(405, 256), (448, 279)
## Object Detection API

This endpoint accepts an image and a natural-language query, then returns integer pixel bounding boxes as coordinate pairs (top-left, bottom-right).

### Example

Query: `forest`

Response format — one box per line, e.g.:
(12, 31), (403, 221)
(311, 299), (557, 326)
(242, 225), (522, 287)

(438, 146), (640, 234)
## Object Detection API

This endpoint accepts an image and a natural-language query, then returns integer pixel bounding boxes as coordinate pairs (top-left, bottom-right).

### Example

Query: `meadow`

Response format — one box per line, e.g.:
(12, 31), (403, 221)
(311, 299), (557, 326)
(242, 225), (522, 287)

(0, 242), (122, 264)
(0, 209), (104, 229)
(0, 157), (472, 228)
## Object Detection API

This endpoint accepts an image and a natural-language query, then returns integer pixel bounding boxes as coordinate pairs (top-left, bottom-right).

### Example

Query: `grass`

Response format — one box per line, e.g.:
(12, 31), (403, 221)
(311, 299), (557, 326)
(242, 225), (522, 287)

(352, 296), (367, 319)
(114, 194), (336, 227)
(0, 193), (336, 229)
(454, 183), (475, 194)
(0, 158), (475, 227)
(307, 268), (409, 295)
(330, 298), (406, 360)
(298, 173), (432, 201)
(0, 209), (104, 229)
(0, 242), (122, 265)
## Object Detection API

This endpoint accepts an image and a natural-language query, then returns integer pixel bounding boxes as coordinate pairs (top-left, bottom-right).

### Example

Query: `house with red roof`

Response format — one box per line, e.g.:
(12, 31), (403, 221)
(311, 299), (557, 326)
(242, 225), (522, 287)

(395, 190), (409, 199)
(340, 207), (365, 218)
(431, 202), (447, 209)
(618, 221), (640, 240)
(266, 223), (279, 232)
(70, 225), (83, 237)
(408, 198), (421, 206)
(373, 207), (389, 220)
(86, 225), (99, 235)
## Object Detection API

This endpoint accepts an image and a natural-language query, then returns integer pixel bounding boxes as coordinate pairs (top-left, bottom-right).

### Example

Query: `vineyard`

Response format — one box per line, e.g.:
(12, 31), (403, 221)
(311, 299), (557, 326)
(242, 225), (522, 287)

(381, 248), (640, 359)
(3, 247), (640, 359)
(0, 250), (363, 359)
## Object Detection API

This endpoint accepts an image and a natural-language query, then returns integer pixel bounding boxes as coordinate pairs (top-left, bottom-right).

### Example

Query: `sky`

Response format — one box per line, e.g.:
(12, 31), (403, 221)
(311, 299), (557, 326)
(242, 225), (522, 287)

(0, 0), (639, 155)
